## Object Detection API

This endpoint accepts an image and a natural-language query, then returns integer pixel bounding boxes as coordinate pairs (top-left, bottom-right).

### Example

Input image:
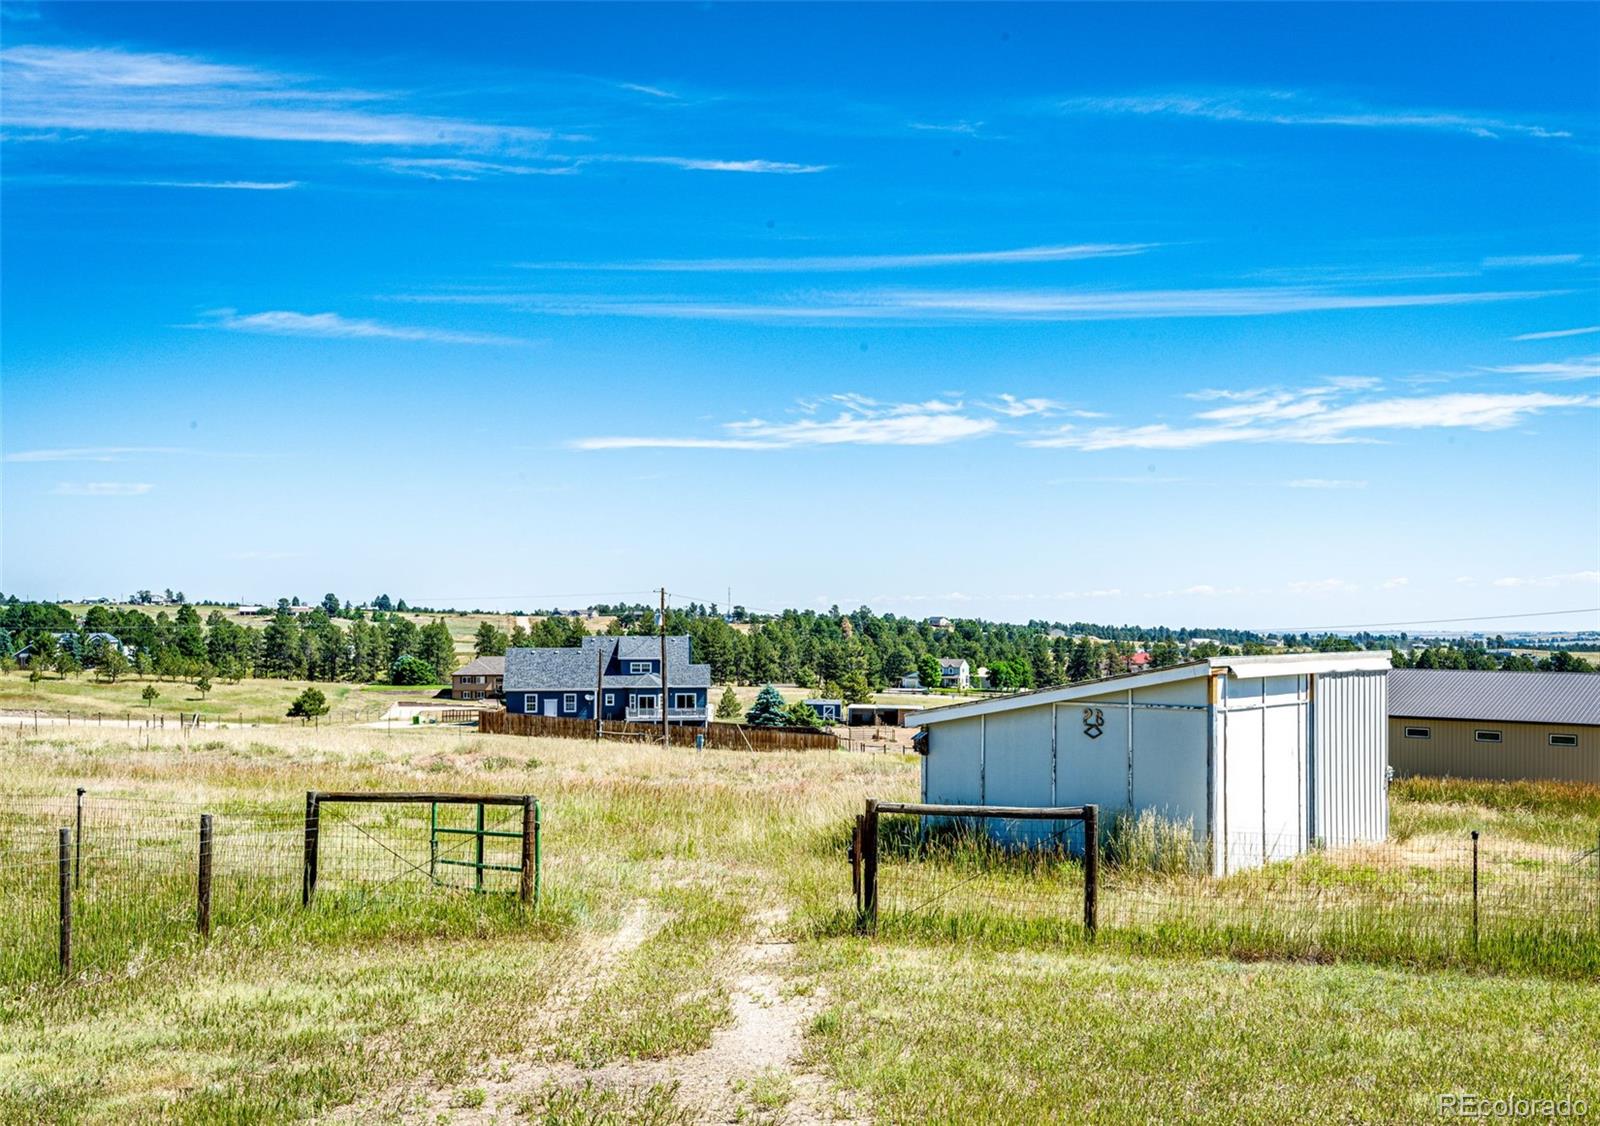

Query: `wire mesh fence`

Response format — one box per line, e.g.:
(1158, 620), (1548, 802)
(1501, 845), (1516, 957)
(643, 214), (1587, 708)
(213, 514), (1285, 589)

(858, 807), (1600, 974)
(0, 789), (540, 989)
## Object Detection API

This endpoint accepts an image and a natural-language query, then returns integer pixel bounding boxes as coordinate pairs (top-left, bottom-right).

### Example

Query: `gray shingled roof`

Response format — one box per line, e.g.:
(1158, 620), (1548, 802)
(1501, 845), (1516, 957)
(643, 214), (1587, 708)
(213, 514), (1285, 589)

(1388, 668), (1600, 727)
(505, 635), (710, 691)
(453, 656), (504, 677)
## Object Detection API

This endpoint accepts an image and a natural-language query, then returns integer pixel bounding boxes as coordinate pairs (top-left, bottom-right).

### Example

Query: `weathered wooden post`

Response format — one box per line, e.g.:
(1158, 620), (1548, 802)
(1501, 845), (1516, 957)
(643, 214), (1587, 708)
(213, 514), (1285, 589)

(302, 791), (320, 907)
(474, 802), (486, 894)
(58, 827), (72, 975)
(1083, 804), (1099, 939)
(197, 813), (214, 938)
(519, 797), (536, 905)
(861, 799), (879, 931)
(851, 814), (863, 912)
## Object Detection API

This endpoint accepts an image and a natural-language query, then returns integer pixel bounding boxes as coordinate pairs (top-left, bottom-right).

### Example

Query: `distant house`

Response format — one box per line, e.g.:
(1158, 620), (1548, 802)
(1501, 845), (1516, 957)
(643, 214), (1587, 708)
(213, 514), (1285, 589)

(898, 673), (924, 691)
(235, 604), (263, 615)
(802, 699), (844, 723)
(16, 631), (130, 667)
(1128, 651), (1153, 669)
(973, 666), (991, 690)
(504, 635), (710, 725)
(451, 655), (505, 701)
(926, 616), (953, 629)
(938, 658), (971, 690)
(847, 702), (924, 727)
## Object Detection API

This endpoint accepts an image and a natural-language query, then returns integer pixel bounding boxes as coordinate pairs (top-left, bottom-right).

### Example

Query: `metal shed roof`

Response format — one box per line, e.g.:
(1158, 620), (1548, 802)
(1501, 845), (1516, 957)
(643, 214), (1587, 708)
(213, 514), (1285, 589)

(909, 652), (1390, 726)
(1388, 668), (1600, 727)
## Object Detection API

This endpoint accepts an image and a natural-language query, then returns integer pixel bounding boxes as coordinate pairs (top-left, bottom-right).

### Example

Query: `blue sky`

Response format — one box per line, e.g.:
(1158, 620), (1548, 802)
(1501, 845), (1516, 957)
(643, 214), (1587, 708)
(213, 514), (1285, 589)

(3, 2), (1598, 631)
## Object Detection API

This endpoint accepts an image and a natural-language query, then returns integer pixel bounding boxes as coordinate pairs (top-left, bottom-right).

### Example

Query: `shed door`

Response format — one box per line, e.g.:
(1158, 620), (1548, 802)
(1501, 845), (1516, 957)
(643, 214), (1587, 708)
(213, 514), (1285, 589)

(542, 697), (558, 718)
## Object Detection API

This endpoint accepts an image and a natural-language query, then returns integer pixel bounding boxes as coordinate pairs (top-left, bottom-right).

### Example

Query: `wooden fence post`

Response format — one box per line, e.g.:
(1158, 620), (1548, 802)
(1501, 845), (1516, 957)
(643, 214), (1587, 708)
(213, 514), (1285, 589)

(851, 814), (864, 912)
(58, 827), (72, 975)
(197, 813), (214, 938)
(301, 792), (320, 907)
(1083, 804), (1099, 939)
(861, 799), (879, 931)
(519, 797), (536, 905)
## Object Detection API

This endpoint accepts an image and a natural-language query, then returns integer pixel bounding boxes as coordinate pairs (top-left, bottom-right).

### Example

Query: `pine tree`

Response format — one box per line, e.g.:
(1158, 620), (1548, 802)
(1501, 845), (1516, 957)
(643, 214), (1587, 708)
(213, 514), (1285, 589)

(745, 684), (789, 728)
(715, 685), (741, 720)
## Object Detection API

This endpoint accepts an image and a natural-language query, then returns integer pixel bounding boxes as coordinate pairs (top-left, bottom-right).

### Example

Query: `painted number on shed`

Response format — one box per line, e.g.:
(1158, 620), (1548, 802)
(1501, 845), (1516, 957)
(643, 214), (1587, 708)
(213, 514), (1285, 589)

(1082, 707), (1104, 739)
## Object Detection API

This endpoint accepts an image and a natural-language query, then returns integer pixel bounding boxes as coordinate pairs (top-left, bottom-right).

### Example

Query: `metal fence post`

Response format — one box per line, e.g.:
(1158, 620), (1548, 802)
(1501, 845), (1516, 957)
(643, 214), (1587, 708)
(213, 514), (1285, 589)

(475, 802), (486, 894)
(1083, 804), (1099, 939)
(302, 792), (320, 907)
(74, 787), (84, 888)
(197, 813), (213, 938)
(1471, 830), (1480, 951)
(861, 799), (879, 931)
(58, 827), (72, 976)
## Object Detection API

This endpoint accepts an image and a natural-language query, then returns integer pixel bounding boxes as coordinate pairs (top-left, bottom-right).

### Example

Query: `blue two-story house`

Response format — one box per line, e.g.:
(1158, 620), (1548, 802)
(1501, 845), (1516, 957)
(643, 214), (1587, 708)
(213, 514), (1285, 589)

(503, 635), (711, 725)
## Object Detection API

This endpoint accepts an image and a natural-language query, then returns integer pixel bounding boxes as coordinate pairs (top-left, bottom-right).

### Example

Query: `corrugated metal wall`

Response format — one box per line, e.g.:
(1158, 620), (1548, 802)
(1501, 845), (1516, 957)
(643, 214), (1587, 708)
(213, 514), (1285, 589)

(1311, 670), (1389, 846)
(1389, 718), (1599, 783)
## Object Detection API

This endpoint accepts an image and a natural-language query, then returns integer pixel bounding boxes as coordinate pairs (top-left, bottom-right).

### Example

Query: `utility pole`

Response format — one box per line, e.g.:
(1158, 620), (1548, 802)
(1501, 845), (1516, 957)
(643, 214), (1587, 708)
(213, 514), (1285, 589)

(594, 642), (603, 742)
(660, 587), (669, 749)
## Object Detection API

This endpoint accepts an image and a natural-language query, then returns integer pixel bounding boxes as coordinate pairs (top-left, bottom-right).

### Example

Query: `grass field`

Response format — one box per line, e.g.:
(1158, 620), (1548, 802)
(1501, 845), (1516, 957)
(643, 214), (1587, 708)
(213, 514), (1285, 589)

(1, 727), (1596, 1123)
(0, 669), (392, 725)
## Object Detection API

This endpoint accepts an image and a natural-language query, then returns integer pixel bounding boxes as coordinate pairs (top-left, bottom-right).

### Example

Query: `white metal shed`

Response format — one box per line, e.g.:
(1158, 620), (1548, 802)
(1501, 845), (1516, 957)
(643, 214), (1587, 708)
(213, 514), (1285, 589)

(909, 652), (1391, 874)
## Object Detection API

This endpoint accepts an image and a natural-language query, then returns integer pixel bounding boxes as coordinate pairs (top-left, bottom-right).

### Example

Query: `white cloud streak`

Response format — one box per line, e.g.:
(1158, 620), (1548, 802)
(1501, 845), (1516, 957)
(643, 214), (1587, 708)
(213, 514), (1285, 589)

(1491, 571), (1600, 589)
(1482, 254), (1583, 268)
(194, 308), (527, 346)
(5, 445), (186, 463)
(1481, 355), (1600, 381)
(1063, 90), (1572, 141)
(517, 243), (1156, 273)
(403, 285), (1558, 324)
(0, 45), (548, 149)
(1025, 387), (1600, 451)
(144, 179), (301, 190)
(1512, 326), (1600, 342)
(50, 482), (153, 496)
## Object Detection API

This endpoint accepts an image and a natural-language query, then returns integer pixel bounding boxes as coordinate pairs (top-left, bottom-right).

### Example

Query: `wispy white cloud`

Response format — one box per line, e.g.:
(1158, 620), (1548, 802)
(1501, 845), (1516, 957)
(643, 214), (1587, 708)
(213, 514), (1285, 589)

(50, 481), (153, 496)
(1381, 577), (1410, 590)
(1490, 570), (1600, 589)
(983, 394), (1099, 419)
(405, 285), (1558, 324)
(1512, 326), (1600, 342)
(5, 445), (185, 463)
(1285, 478), (1368, 489)
(617, 82), (679, 100)
(1480, 355), (1600, 381)
(574, 393), (1032, 451)
(145, 179), (301, 190)
(908, 120), (984, 136)
(376, 157), (577, 181)
(1062, 89), (1572, 141)
(192, 308), (527, 346)
(517, 243), (1157, 273)
(594, 154), (829, 174)
(1025, 387), (1600, 451)
(1483, 254), (1583, 268)
(0, 44), (549, 148)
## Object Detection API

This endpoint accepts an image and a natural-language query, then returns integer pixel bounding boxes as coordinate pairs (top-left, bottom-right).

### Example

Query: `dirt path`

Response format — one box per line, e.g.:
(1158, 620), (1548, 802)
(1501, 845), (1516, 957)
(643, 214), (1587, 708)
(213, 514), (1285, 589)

(411, 907), (860, 1124)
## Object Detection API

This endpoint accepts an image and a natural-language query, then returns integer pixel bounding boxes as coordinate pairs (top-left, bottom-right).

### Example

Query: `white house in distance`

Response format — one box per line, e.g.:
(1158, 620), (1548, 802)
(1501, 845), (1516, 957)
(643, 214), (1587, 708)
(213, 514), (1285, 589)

(909, 652), (1391, 875)
(939, 658), (971, 690)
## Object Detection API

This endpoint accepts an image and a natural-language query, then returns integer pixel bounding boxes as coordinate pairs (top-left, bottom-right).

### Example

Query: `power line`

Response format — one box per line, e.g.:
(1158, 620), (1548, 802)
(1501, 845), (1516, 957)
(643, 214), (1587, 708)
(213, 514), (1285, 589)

(1267, 607), (1600, 633)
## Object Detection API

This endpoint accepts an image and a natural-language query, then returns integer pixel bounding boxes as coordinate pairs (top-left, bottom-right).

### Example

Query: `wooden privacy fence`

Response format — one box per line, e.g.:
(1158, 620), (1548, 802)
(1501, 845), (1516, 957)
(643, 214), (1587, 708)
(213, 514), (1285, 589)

(479, 709), (840, 751)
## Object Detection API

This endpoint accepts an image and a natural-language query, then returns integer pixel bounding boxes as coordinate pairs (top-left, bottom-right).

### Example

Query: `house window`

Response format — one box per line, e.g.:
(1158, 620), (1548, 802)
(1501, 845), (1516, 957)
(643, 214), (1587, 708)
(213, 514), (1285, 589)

(636, 694), (657, 711)
(604, 692), (615, 706)
(1474, 730), (1502, 743)
(1549, 733), (1578, 747)
(630, 661), (651, 674)
(674, 692), (697, 711)
(524, 694), (537, 712)
(563, 693), (577, 713)
(1403, 726), (1431, 739)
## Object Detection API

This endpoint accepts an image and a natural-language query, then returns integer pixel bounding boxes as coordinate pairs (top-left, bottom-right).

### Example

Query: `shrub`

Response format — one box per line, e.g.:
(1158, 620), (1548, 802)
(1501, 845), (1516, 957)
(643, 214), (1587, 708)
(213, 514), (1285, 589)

(390, 654), (435, 685)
